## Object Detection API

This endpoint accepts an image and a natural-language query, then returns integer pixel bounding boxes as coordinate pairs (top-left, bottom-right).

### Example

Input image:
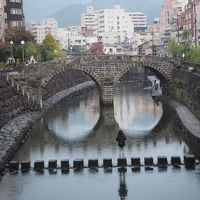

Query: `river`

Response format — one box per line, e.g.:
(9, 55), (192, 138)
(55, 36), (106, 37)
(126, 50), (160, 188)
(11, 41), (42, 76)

(0, 83), (200, 200)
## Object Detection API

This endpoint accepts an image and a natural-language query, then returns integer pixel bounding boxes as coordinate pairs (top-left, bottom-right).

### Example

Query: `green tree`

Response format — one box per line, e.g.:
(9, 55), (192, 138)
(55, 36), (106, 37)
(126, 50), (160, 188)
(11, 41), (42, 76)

(188, 47), (200, 63)
(181, 29), (190, 44)
(42, 34), (59, 51)
(1, 28), (36, 63)
(41, 34), (60, 61)
(166, 38), (183, 58)
(0, 42), (10, 63)
(25, 41), (41, 61)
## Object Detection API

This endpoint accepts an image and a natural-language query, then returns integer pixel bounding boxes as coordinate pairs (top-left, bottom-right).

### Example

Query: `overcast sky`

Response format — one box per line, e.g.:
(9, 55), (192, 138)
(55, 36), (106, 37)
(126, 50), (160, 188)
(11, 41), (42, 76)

(24, 0), (188, 22)
(24, 0), (92, 22)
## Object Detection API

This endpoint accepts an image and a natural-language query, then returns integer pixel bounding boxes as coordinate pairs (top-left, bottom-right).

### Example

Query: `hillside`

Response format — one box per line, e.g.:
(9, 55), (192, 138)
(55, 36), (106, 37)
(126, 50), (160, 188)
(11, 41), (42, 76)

(51, 0), (162, 27)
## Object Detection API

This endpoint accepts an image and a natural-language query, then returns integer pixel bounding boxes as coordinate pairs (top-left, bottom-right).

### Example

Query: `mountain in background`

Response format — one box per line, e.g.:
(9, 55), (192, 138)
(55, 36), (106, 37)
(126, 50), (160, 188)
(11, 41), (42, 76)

(51, 0), (163, 27)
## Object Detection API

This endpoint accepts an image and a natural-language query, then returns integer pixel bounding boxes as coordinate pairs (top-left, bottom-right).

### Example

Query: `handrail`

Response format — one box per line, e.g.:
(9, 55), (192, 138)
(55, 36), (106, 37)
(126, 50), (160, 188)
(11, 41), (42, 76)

(6, 74), (36, 105)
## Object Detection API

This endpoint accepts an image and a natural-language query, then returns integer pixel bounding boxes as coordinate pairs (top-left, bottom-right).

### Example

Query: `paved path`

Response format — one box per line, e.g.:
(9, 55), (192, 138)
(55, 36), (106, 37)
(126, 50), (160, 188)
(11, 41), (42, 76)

(169, 99), (200, 139)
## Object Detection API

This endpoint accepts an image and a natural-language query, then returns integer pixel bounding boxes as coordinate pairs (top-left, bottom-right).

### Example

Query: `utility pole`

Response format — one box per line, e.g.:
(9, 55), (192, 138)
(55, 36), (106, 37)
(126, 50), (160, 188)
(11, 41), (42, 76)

(177, 14), (180, 44)
(194, 2), (197, 47)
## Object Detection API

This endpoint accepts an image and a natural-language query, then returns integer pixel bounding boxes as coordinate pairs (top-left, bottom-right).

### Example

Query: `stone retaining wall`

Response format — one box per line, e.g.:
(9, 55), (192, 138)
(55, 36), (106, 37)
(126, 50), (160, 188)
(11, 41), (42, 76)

(43, 81), (96, 109)
(0, 80), (96, 173)
(172, 69), (200, 120)
(0, 112), (41, 173)
(0, 73), (30, 129)
(42, 69), (91, 100)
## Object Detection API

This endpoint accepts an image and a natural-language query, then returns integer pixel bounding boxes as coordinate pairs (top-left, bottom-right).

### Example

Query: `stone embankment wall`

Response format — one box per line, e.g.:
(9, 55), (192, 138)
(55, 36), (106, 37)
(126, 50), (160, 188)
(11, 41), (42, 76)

(0, 73), (30, 129)
(0, 70), (96, 173)
(42, 69), (91, 100)
(172, 69), (200, 120)
(43, 81), (96, 110)
(0, 112), (41, 173)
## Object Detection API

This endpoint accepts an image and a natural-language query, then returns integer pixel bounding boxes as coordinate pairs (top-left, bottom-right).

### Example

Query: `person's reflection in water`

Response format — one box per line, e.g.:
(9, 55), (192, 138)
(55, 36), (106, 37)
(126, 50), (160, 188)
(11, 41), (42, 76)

(118, 169), (128, 200)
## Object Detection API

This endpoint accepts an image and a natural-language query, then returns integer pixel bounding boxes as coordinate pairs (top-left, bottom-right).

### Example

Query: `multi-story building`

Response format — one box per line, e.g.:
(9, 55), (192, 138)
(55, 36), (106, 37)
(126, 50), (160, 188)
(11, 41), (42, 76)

(97, 5), (134, 43)
(29, 18), (59, 44)
(4, 0), (24, 28)
(0, 0), (6, 40)
(81, 6), (98, 35)
(159, 0), (183, 43)
(128, 12), (147, 32)
(29, 19), (94, 50)
(185, 0), (200, 46)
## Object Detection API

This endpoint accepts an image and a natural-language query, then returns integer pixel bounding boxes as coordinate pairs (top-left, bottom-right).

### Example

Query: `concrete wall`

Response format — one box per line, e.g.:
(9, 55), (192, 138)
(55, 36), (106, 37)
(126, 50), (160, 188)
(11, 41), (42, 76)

(172, 69), (200, 120)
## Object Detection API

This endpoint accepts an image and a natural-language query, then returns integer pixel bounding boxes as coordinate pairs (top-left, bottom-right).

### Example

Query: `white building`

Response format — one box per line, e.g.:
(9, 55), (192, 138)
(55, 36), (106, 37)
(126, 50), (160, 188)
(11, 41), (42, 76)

(29, 19), (97, 51)
(0, 0), (6, 41)
(81, 6), (98, 35)
(96, 5), (134, 43)
(29, 18), (59, 44)
(128, 12), (147, 32)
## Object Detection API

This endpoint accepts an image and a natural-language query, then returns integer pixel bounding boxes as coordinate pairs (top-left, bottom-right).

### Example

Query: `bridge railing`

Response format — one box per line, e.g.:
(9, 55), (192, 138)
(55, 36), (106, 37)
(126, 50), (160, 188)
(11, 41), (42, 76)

(6, 74), (38, 107)
(180, 61), (200, 74)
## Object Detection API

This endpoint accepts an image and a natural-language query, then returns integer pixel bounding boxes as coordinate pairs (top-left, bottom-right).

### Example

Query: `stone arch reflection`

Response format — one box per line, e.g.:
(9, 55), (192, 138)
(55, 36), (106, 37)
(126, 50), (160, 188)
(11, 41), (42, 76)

(44, 89), (100, 141)
(114, 83), (163, 136)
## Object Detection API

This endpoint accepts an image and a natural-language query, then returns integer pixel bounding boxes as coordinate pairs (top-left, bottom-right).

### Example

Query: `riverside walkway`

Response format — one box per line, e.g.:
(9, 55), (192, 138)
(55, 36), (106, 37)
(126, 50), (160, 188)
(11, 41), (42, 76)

(169, 99), (200, 140)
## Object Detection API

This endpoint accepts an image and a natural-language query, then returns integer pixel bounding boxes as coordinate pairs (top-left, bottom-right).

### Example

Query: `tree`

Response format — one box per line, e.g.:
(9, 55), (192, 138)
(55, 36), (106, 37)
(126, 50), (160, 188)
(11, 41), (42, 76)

(188, 47), (200, 63)
(25, 41), (41, 61)
(90, 42), (103, 54)
(41, 34), (60, 61)
(4, 28), (35, 44)
(181, 29), (190, 44)
(0, 42), (9, 63)
(0, 28), (36, 63)
(166, 38), (183, 58)
(42, 33), (59, 52)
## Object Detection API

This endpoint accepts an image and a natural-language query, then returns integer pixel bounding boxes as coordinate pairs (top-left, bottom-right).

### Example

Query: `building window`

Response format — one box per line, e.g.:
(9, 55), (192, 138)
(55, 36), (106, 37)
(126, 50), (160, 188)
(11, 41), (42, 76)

(10, 0), (22, 2)
(10, 20), (23, 27)
(10, 8), (22, 15)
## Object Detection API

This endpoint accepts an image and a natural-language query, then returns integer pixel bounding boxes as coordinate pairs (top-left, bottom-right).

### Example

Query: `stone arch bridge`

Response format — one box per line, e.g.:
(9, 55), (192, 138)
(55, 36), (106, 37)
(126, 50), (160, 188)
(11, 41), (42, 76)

(16, 55), (177, 108)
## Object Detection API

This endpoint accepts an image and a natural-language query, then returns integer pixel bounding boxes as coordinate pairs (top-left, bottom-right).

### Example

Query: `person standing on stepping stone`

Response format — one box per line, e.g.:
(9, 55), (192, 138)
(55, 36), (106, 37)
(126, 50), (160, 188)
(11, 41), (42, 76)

(116, 130), (126, 158)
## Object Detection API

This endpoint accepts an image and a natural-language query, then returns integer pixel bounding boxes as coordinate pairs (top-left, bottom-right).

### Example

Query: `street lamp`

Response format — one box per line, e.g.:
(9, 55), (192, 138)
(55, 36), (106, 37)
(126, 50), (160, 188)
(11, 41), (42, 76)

(10, 40), (14, 64)
(182, 53), (185, 61)
(21, 40), (25, 64)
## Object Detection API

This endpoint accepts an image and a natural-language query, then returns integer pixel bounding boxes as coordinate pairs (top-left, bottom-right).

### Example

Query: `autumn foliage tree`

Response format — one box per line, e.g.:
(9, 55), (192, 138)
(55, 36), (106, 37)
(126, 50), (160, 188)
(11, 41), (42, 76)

(90, 42), (103, 54)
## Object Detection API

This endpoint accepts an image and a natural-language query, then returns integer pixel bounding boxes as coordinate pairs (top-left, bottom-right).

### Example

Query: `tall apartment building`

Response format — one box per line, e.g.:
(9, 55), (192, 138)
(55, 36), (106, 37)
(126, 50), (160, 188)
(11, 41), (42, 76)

(4, 0), (24, 28)
(97, 5), (134, 43)
(128, 12), (147, 32)
(81, 6), (98, 35)
(0, 0), (6, 40)
(159, 0), (183, 43)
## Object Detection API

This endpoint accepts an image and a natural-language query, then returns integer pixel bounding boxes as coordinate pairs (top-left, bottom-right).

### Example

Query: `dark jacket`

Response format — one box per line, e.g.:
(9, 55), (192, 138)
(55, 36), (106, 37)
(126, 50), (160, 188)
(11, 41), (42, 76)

(116, 130), (126, 147)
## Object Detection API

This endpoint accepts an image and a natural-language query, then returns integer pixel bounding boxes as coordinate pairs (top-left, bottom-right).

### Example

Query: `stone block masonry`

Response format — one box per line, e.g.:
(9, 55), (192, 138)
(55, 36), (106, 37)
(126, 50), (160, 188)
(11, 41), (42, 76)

(173, 69), (200, 120)
(6, 156), (199, 172)
(0, 79), (96, 173)
(0, 112), (41, 173)
(0, 73), (31, 129)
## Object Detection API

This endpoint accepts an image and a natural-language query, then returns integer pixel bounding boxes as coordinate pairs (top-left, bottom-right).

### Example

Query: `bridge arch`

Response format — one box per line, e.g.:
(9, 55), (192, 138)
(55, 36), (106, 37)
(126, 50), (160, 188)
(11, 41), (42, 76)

(113, 62), (173, 93)
(41, 65), (102, 90)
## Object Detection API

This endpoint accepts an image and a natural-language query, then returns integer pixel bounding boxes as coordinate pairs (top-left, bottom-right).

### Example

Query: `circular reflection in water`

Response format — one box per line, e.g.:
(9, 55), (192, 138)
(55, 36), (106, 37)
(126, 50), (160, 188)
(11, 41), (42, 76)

(114, 84), (163, 136)
(45, 91), (100, 141)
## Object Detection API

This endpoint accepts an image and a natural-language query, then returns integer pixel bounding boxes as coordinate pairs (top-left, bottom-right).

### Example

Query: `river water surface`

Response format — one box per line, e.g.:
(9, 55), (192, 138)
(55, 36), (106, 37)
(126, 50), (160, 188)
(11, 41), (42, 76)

(0, 83), (200, 200)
